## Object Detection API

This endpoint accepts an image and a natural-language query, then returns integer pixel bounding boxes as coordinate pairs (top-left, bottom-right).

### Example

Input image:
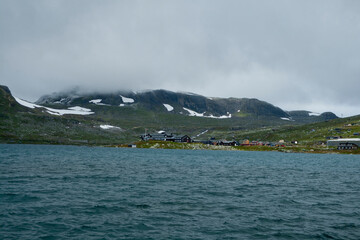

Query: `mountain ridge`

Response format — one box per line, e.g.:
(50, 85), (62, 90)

(35, 88), (337, 121)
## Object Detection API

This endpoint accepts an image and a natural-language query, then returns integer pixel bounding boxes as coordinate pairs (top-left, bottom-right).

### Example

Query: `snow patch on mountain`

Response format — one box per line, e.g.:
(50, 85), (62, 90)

(183, 107), (232, 119)
(120, 95), (134, 103)
(89, 99), (109, 106)
(15, 97), (39, 109)
(100, 124), (122, 130)
(209, 114), (232, 119)
(15, 97), (94, 116)
(163, 104), (174, 112)
(281, 117), (294, 121)
(183, 107), (205, 117)
(46, 106), (93, 116)
(67, 106), (91, 112)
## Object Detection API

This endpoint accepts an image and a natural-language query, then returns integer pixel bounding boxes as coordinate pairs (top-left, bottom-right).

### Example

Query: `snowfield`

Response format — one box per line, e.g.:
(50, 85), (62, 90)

(183, 107), (205, 117)
(90, 99), (102, 104)
(163, 104), (174, 111)
(15, 97), (94, 116)
(120, 95), (135, 103)
(183, 107), (232, 119)
(99, 125), (122, 130)
(14, 97), (39, 109)
(211, 114), (232, 119)
(46, 107), (93, 116)
(89, 99), (109, 106)
(281, 117), (293, 121)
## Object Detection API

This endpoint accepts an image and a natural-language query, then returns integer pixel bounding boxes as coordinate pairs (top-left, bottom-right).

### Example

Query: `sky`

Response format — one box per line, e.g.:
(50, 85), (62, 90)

(1, 0), (359, 117)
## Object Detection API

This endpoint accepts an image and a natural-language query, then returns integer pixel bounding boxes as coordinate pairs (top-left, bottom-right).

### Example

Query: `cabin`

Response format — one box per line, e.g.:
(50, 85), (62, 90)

(165, 135), (192, 143)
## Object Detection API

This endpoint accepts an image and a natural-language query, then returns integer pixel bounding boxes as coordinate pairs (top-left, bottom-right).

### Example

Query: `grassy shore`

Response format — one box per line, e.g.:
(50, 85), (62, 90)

(114, 140), (360, 154)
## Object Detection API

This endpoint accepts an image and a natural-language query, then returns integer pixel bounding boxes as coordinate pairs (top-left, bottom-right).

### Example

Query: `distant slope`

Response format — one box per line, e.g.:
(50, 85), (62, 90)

(287, 110), (338, 123)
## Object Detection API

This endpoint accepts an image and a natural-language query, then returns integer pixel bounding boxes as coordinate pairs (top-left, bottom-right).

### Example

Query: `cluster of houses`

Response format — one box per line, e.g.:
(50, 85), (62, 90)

(140, 132), (292, 147)
(140, 132), (191, 143)
(141, 131), (360, 150)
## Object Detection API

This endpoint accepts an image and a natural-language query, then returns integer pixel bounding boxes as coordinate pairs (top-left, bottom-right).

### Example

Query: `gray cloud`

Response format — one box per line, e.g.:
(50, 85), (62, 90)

(1, 0), (359, 116)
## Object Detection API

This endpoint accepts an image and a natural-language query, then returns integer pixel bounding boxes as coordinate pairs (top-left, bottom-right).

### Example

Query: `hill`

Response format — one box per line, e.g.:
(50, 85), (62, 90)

(0, 85), (342, 146)
(37, 88), (337, 121)
(230, 115), (360, 146)
(0, 85), (131, 145)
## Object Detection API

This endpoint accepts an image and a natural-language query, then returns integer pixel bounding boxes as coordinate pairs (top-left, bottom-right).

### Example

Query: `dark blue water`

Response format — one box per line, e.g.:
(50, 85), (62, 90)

(1, 144), (360, 239)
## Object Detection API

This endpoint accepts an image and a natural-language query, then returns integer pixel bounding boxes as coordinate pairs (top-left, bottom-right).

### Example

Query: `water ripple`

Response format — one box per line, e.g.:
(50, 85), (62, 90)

(1, 144), (360, 239)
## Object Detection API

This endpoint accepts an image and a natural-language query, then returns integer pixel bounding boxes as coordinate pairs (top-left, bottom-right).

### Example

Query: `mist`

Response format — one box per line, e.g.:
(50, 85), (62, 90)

(1, 0), (360, 116)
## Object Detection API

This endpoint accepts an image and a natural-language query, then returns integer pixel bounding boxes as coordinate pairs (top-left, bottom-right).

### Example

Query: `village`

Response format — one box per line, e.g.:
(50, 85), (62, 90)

(140, 131), (298, 148)
(140, 130), (360, 151)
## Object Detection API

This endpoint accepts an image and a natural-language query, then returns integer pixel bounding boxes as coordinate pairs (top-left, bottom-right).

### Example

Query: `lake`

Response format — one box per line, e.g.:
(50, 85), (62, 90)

(1, 144), (360, 239)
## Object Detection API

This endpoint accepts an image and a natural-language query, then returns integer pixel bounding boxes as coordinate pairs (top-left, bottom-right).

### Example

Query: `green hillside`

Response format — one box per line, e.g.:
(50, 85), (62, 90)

(1, 84), (357, 151)
(130, 116), (360, 154)
(230, 115), (360, 145)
